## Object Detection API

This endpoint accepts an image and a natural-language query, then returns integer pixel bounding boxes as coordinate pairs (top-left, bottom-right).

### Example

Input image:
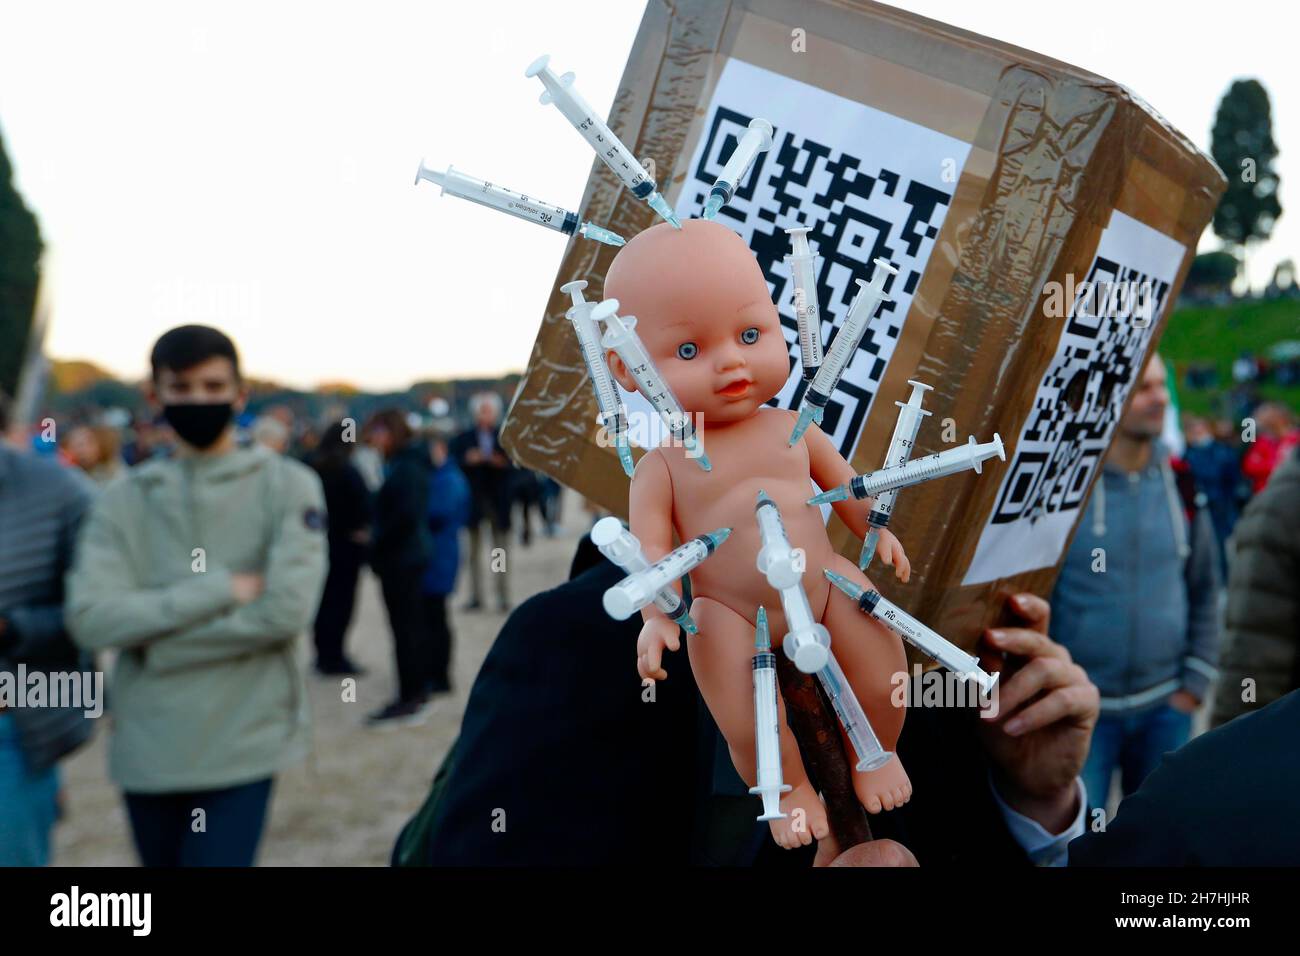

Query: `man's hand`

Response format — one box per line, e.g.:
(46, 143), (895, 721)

(1169, 690), (1200, 714)
(977, 593), (1099, 831)
(636, 616), (681, 682)
(464, 448), (483, 465)
(230, 573), (265, 606)
(813, 834), (919, 867)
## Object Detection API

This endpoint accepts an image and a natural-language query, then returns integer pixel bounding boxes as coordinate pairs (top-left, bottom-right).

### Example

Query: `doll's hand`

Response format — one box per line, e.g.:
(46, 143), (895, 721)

(874, 528), (912, 583)
(636, 616), (681, 682)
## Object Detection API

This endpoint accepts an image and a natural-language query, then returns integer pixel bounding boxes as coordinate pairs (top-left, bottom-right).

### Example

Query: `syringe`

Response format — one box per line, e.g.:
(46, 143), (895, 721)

(789, 258), (897, 446)
(860, 380), (932, 570)
(591, 298), (710, 471)
(755, 491), (830, 674)
(413, 160), (626, 247)
(562, 281), (634, 477)
(815, 649), (893, 772)
(525, 54), (681, 230)
(750, 606), (790, 821)
(809, 434), (1005, 505)
(702, 119), (774, 221)
(590, 516), (697, 634)
(824, 569), (1000, 695)
(785, 227), (823, 383)
(603, 527), (731, 620)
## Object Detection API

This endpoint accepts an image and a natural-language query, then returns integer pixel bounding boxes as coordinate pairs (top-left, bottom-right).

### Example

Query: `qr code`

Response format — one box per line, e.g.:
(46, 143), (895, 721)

(988, 256), (1172, 526)
(679, 98), (961, 461)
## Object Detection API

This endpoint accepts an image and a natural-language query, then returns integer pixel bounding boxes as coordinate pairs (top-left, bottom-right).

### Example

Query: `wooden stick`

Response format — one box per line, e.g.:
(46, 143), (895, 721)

(775, 655), (872, 849)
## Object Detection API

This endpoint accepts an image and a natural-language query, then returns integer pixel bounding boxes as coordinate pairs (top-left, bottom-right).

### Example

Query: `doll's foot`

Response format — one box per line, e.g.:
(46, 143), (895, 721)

(853, 756), (912, 814)
(768, 781), (829, 849)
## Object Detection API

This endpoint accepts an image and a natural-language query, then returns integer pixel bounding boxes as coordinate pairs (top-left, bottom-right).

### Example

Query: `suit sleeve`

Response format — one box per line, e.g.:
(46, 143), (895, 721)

(1069, 748), (1196, 865)
(66, 486), (237, 652)
(144, 464), (328, 673)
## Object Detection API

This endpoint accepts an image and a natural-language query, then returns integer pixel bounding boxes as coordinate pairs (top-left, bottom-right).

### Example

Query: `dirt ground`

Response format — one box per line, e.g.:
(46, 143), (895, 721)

(52, 489), (593, 867)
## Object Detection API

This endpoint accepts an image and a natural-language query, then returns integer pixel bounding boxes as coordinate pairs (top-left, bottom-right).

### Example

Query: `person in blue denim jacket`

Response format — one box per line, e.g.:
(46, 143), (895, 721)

(1050, 356), (1220, 817)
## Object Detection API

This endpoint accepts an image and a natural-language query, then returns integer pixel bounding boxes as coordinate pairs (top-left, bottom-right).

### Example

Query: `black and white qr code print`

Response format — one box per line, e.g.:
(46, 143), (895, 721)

(963, 208), (1186, 585)
(988, 256), (1172, 526)
(674, 59), (970, 463)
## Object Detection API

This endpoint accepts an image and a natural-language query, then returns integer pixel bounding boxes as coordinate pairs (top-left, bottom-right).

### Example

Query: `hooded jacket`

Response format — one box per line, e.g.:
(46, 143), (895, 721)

(65, 446), (326, 793)
(1049, 442), (1220, 712)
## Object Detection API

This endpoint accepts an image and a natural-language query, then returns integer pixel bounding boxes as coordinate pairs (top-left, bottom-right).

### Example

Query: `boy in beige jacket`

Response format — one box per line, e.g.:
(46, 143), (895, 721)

(67, 325), (326, 866)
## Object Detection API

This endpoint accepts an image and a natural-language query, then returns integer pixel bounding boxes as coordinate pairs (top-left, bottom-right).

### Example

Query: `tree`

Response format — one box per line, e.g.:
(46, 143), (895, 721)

(0, 124), (44, 398)
(1210, 79), (1282, 287)
(1184, 250), (1239, 300)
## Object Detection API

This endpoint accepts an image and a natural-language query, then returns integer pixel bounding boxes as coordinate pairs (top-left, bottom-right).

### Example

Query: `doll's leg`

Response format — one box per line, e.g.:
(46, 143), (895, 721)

(688, 596), (829, 849)
(821, 553), (913, 814)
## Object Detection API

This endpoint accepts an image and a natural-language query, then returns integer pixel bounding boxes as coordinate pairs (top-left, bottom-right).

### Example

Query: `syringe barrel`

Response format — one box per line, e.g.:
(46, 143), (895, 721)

(852, 436), (1004, 499)
(817, 652), (891, 771)
(594, 302), (699, 444)
(808, 260), (895, 398)
(859, 589), (986, 682)
(590, 516), (648, 573)
(779, 584), (831, 673)
(591, 519), (688, 620)
(603, 538), (708, 620)
(437, 166), (579, 236)
(713, 119), (774, 202)
(652, 589), (686, 618)
(867, 380), (932, 527)
(569, 307), (627, 440)
(785, 232), (823, 373)
(528, 58), (656, 197)
(752, 654), (785, 792)
(755, 496), (800, 589)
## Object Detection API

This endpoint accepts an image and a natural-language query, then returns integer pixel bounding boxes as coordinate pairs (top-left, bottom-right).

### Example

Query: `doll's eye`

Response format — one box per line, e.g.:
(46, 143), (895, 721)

(740, 327), (760, 344)
(677, 342), (699, 360)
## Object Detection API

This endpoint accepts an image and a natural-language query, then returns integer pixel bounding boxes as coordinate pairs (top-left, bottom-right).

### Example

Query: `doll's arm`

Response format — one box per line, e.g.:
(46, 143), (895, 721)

(628, 449), (683, 680)
(804, 420), (870, 539)
(804, 420), (911, 582)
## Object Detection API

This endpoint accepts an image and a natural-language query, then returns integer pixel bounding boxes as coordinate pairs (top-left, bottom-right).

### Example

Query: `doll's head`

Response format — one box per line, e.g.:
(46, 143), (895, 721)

(604, 219), (790, 425)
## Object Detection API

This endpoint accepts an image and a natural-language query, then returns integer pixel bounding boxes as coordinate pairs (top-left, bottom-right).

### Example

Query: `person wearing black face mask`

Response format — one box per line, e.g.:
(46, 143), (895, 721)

(65, 325), (328, 867)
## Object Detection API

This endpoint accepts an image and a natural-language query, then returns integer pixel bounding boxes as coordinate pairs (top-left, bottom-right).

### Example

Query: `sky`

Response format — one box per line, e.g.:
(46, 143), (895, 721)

(1, 0), (1295, 390)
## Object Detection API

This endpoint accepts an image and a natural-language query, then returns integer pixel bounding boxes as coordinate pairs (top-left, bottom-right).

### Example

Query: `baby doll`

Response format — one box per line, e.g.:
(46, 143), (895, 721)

(604, 219), (914, 849)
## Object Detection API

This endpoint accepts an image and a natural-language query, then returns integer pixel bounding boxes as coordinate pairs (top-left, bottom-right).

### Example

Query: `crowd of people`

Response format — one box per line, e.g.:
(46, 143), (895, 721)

(1, 325), (1297, 867)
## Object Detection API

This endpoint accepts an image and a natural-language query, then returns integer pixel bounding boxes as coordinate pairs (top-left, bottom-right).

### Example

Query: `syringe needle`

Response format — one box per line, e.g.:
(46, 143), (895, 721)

(646, 193), (682, 230)
(578, 222), (627, 247)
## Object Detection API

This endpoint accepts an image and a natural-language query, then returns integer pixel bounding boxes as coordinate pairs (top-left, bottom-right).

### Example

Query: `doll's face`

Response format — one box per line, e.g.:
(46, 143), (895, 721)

(604, 220), (791, 425)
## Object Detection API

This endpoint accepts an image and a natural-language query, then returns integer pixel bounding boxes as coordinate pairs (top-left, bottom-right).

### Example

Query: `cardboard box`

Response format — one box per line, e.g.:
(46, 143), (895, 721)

(500, 0), (1225, 648)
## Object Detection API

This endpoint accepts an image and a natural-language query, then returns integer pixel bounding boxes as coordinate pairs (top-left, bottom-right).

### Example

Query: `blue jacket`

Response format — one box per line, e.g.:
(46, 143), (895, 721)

(1050, 443), (1221, 713)
(422, 459), (470, 596)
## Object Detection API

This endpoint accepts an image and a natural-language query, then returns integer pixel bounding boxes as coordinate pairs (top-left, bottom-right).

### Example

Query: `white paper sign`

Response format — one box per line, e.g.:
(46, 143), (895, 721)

(962, 210), (1187, 585)
(613, 56), (971, 465)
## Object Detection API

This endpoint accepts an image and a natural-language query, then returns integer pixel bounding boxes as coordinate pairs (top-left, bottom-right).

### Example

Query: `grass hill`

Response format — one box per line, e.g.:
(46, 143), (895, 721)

(1160, 299), (1300, 416)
